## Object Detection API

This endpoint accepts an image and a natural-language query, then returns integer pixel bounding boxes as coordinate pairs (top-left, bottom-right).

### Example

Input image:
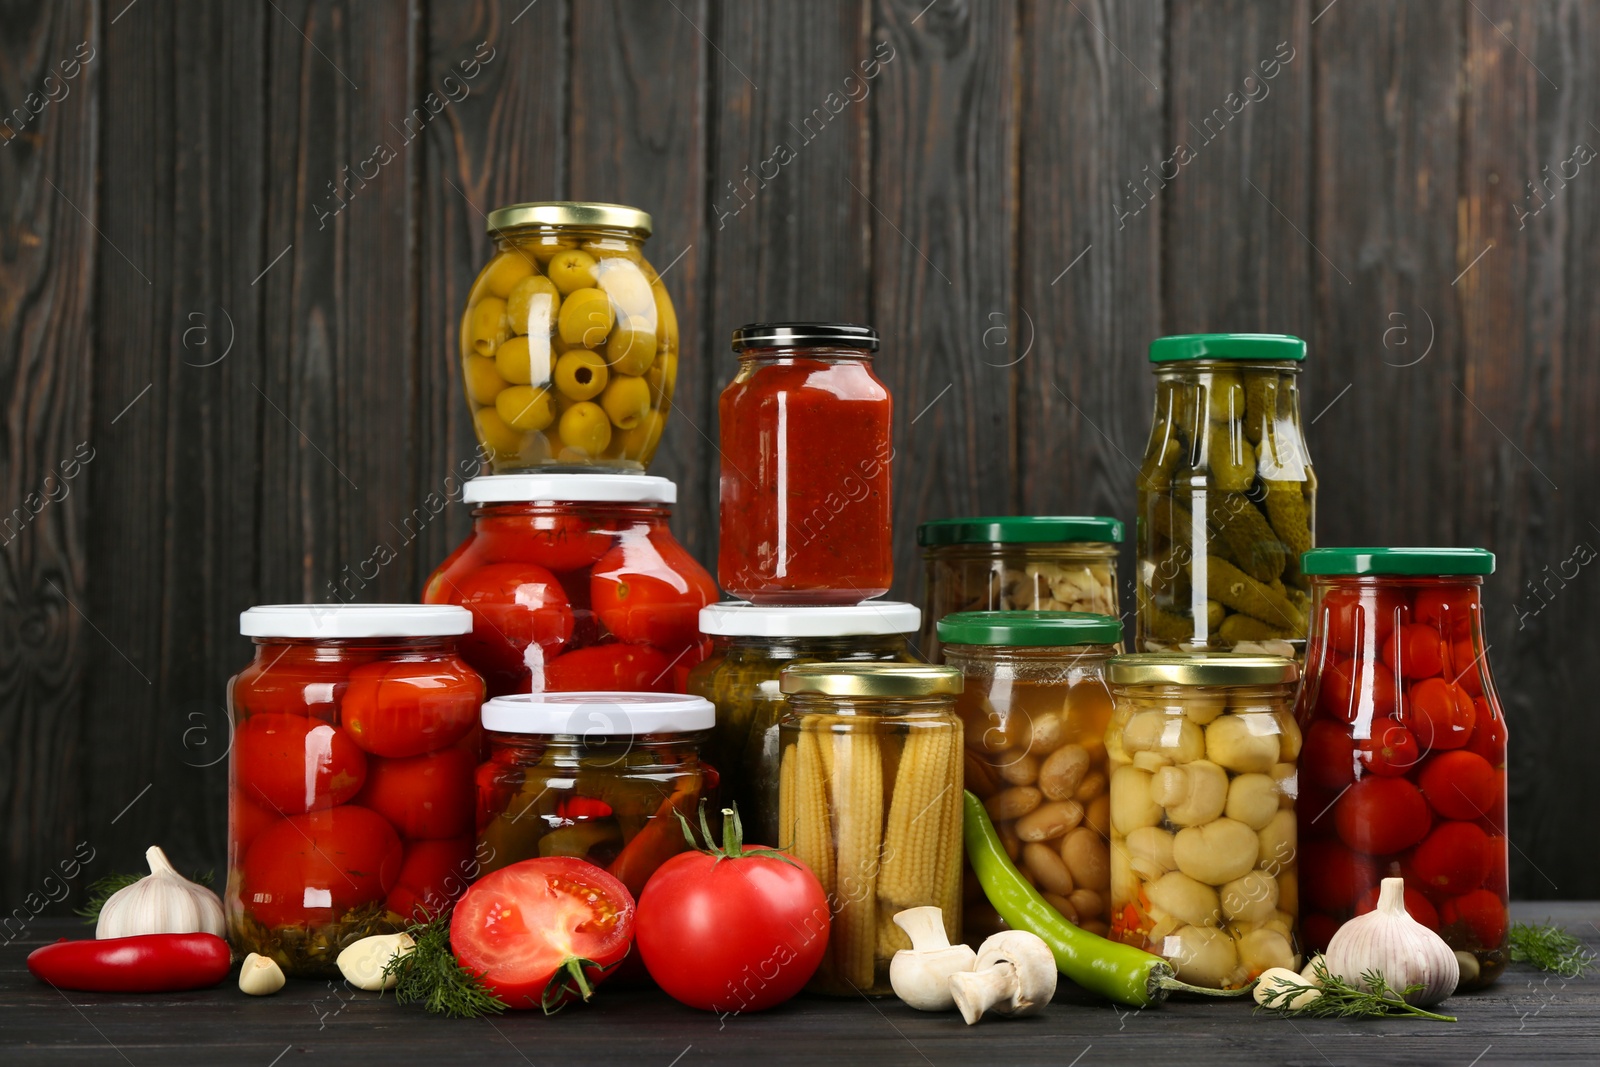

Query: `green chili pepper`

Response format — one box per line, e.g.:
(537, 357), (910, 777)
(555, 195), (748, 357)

(962, 791), (1249, 1008)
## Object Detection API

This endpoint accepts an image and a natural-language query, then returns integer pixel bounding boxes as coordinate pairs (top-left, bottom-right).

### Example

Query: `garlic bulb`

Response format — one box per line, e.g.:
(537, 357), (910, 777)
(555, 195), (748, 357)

(1325, 878), (1458, 1007)
(96, 846), (225, 940)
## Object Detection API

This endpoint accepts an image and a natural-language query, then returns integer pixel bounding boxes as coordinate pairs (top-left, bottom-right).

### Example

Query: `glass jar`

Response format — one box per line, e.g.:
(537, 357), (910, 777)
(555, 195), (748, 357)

(938, 611), (1121, 947)
(1294, 548), (1508, 988)
(227, 605), (484, 977)
(777, 663), (963, 996)
(718, 323), (893, 604)
(474, 692), (713, 898)
(918, 516), (1123, 659)
(1135, 334), (1316, 657)
(423, 474), (718, 697)
(460, 202), (678, 472)
(1104, 653), (1301, 990)
(687, 602), (922, 847)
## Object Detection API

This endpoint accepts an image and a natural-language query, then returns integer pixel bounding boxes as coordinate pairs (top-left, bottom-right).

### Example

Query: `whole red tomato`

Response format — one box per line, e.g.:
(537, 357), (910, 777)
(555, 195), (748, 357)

(590, 531), (717, 650)
(356, 745), (477, 840)
(544, 643), (675, 692)
(636, 808), (829, 1013)
(1404, 678), (1476, 751)
(235, 713), (367, 814)
(240, 805), (402, 928)
(1355, 717), (1421, 777)
(1334, 776), (1431, 856)
(475, 513), (613, 572)
(341, 659), (483, 758)
(232, 647), (361, 721)
(431, 561), (576, 684)
(385, 836), (475, 922)
(1318, 585), (1407, 655)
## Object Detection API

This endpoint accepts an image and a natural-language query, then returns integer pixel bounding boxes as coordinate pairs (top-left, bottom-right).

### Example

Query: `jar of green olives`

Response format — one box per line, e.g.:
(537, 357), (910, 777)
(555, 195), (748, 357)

(460, 202), (679, 472)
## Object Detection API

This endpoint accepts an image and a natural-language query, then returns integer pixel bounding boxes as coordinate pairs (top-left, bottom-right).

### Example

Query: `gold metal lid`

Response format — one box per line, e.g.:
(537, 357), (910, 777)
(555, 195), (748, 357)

(485, 201), (653, 237)
(779, 662), (963, 698)
(1107, 652), (1299, 687)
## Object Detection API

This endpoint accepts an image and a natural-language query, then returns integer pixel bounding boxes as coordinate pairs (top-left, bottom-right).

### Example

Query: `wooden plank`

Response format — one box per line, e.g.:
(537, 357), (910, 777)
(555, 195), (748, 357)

(0, 0), (98, 910)
(569, 0), (711, 559)
(871, 0), (1019, 602)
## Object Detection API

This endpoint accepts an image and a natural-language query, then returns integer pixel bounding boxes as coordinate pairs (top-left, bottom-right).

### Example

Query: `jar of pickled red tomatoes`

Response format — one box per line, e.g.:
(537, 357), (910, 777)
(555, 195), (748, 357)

(1136, 334), (1316, 656)
(474, 692), (714, 898)
(718, 323), (893, 604)
(1105, 653), (1301, 990)
(937, 611), (1121, 946)
(777, 663), (964, 996)
(687, 601), (922, 847)
(423, 474), (718, 697)
(1295, 547), (1508, 988)
(460, 202), (679, 471)
(228, 605), (485, 976)
(918, 516), (1124, 659)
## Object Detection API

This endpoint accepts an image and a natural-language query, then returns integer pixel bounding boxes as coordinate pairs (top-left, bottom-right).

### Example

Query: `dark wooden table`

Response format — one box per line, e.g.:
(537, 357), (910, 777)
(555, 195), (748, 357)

(3, 904), (1596, 1066)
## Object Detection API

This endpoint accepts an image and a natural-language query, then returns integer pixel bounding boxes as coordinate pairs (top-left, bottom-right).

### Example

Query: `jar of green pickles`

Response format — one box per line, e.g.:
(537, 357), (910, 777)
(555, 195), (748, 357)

(686, 602), (921, 847)
(777, 663), (963, 996)
(1136, 335), (1315, 657)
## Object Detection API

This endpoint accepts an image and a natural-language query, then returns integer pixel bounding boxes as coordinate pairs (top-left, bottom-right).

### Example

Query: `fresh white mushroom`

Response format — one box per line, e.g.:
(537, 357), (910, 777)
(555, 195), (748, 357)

(889, 907), (978, 1012)
(1150, 760), (1229, 826)
(948, 930), (1058, 1025)
(1204, 714), (1280, 773)
(1173, 818), (1260, 885)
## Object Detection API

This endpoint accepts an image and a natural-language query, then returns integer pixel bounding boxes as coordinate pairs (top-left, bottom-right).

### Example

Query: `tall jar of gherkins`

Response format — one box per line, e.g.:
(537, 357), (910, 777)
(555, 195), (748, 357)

(1135, 335), (1316, 658)
(776, 663), (963, 996)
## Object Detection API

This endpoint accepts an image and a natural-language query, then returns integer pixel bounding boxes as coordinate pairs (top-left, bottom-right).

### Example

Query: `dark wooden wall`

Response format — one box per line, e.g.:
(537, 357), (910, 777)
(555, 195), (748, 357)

(2, 0), (1596, 911)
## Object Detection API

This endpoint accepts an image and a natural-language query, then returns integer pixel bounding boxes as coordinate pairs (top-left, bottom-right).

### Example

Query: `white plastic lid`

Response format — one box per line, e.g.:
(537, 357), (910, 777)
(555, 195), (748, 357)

(240, 604), (474, 638)
(481, 691), (715, 735)
(697, 601), (921, 637)
(464, 473), (677, 505)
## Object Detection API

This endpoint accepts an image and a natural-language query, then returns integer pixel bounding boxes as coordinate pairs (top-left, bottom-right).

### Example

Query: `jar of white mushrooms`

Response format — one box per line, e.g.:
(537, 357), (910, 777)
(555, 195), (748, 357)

(1104, 653), (1301, 990)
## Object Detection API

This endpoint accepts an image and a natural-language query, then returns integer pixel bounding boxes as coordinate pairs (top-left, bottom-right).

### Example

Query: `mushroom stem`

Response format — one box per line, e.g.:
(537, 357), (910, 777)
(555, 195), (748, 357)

(892, 906), (952, 951)
(950, 962), (1018, 1025)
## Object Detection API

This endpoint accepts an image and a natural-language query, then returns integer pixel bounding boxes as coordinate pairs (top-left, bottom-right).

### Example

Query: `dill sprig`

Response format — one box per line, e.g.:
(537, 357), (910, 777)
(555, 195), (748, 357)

(1509, 922), (1596, 978)
(1256, 959), (1456, 1022)
(383, 911), (507, 1019)
(75, 869), (215, 922)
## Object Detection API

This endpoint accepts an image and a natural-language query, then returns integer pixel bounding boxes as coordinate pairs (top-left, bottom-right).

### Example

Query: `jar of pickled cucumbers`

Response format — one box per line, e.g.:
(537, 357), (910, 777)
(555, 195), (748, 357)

(687, 602), (922, 848)
(228, 605), (485, 976)
(937, 611), (1121, 946)
(918, 516), (1123, 659)
(461, 202), (678, 471)
(1104, 653), (1301, 990)
(474, 692), (713, 898)
(777, 663), (963, 996)
(1295, 548), (1508, 988)
(1136, 335), (1316, 657)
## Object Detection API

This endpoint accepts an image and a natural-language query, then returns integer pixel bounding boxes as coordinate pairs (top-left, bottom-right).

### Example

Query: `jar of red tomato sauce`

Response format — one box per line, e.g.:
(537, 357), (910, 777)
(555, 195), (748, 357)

(1295, 548), (1508, 989)
(423, 474), (718, 697)
(228, 604), (485, 977)
(718, 323), (893, 604)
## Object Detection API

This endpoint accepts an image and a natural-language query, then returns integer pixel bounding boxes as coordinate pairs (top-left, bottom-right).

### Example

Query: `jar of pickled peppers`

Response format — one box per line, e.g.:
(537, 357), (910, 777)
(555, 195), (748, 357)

(474, 691), (714, 898)
(777, 663), (963, 996)
(1136, 334), (1316, 657)
(937, 611), (1121, 946)
(1105, 652), (1301, 989)
(460, 202), (678, 471)
(228, 605), (484, 976)
(1295, 548), (1508, 988)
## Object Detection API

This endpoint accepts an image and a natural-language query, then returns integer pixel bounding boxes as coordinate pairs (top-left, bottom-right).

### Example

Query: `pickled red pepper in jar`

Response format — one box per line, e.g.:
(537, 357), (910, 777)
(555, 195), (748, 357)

(1295, 548), (1509, 988)
(718, 323), (893, 604)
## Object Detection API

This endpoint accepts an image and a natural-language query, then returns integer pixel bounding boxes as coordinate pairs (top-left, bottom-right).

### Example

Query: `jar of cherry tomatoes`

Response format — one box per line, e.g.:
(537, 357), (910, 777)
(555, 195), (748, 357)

(423, 474), (718, 697)
(460, 202), (678, 471)
(1295, 547), (1508, 988)
(474, 692), (714, 898)
(718, 323), (893, 604)
(228, 604), (485, 977)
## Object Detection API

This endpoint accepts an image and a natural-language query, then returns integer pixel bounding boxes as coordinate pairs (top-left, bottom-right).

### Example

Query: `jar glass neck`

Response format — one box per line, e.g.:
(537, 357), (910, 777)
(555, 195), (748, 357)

(472, 502), (671, 522)
(736, 347), (875, 364)
(1151, 359), (1302, 378)
(495, 225), (645, 246)
(251, 635), (457, 655)
(943, 643), (1119, 665)
(727, 633), (909, 657)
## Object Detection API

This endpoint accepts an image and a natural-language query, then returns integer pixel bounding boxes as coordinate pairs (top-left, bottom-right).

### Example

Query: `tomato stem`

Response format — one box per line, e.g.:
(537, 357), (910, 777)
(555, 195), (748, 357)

(674, 800), (800, 867)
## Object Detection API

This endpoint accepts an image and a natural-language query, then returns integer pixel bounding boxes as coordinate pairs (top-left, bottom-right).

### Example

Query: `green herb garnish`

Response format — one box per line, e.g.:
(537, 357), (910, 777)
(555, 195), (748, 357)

(1256, 959), (1456, 1022)
(1509, 922), (1596, 977)
(76, 869), (214, 922)
(383, 911), (507, 1019)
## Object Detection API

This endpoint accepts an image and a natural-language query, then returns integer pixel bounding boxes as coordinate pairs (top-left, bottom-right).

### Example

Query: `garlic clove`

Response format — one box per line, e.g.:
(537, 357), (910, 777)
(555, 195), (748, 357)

(1325, 877), (1459, 1007)
(239, 953), (286, 996)
(96, 845), (226, 940)
(337, 932), (417, 991)
(1253, 966), (1320, 1010)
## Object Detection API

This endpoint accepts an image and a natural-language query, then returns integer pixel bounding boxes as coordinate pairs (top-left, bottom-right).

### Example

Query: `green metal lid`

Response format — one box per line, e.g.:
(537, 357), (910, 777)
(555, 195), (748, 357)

(1108, 652), (1299, 687)
(1301, 547), (1496, 577)
(937, 610), (1122, 647)
(1148, 334), (1307, 363)
(917, 515), (1124, 547)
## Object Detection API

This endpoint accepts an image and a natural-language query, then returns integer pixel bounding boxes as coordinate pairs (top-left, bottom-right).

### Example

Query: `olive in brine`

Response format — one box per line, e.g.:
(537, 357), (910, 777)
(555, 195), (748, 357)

(600, 375), (651, 430)
(496, 385), (557, 432)
(547, 250), (600, 295)
(559, 401), (613, 456)
(554, 350), (609, 401)
(463, 356), (508, 406)
(474, 405), (527, 457)
(478, 251), (536, 300)
(557, 288), (616, 348)
(505, 275), (560, 336)
(604, 322), (658, 376)
(468, 298), (508, 357)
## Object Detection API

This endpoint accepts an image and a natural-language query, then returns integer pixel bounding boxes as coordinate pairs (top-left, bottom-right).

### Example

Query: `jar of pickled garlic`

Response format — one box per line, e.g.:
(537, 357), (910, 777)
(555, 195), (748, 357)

(687, 602), (922, 847)
(937, 611), (1121, 946)
(1295, 548), (1508, 988)
(777, 663), (962, 995)
(918, 516), (1123, 659)
(228, 605), (485, 976)
(1104, 652), (1301, 990)
(718, 323), (893, 604)
(461, 202), (678, 471)
(474, 691), (713, 898)
(423, 474), (718, 697)
(1136, 334), (1316, 656)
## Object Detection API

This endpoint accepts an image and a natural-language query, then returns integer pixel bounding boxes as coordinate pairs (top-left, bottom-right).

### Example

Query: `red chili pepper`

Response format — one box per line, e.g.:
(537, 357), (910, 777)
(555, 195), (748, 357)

(556, 795), (614, 820)
(27, 933), (231, 993)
